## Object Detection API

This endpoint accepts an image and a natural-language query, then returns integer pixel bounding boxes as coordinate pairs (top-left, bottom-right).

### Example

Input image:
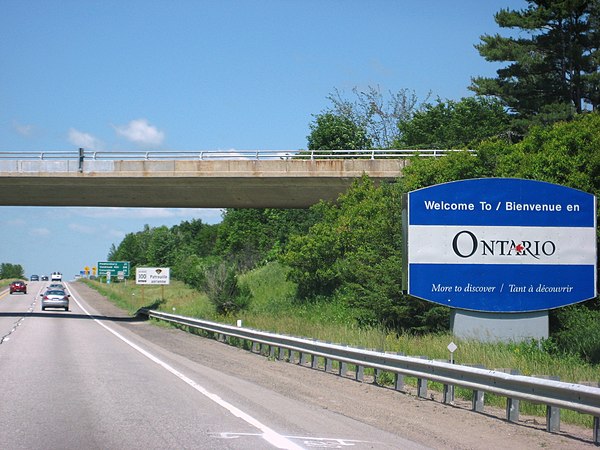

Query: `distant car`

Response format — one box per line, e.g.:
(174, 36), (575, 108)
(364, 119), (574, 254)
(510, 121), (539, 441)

(51, 272), (62, 282)
(30, 275), (39, 281)
(9, 281), (27, 294)
(41, 289), (69, 311)
(41, 275), (49, 281)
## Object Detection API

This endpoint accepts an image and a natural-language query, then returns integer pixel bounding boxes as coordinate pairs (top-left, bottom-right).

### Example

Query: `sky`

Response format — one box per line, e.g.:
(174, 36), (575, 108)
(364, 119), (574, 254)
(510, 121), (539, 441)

(0, 0), (527, 279)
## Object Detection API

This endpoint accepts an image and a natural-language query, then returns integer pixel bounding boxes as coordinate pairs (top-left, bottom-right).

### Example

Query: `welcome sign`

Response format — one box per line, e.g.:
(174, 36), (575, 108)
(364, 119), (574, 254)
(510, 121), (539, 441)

(404, 178), (597, 312)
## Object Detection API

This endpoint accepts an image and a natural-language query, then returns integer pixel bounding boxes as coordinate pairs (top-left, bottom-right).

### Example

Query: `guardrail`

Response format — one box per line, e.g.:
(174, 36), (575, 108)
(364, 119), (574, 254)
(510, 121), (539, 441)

(0, 148), (472, 161)
(139, 308), (600, 445)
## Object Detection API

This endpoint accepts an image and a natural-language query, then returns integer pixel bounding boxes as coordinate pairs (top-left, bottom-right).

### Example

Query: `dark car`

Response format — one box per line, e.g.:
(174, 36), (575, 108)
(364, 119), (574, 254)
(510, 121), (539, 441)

(9, 281), (27, 294)
(41, 289), (69, 311)
(30, 274), (39, 281)
(41, 275), (49, 281)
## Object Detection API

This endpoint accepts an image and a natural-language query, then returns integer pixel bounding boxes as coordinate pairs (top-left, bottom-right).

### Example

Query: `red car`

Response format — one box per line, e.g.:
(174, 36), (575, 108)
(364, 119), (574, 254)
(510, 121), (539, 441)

(9, 281), (27, 294)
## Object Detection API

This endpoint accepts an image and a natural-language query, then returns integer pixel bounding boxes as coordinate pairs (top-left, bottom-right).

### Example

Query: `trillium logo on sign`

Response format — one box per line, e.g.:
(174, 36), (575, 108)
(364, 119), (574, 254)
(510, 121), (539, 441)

(403, 178), (597, 313)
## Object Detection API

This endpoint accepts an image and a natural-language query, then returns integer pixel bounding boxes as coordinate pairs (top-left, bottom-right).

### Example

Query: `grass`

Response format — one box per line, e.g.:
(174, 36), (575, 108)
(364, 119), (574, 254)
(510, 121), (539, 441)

(80, 262), (599, 428)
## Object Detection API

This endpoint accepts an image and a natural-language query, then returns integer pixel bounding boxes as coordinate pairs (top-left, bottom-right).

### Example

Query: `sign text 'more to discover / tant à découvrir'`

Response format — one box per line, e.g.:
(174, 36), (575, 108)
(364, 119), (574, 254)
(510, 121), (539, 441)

(405, 178), (597, 313)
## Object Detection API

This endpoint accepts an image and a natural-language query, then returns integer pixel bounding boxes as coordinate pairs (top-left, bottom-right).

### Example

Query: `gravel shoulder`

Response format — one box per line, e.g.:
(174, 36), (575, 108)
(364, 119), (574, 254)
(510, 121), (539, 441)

(71, 281), (597, 449)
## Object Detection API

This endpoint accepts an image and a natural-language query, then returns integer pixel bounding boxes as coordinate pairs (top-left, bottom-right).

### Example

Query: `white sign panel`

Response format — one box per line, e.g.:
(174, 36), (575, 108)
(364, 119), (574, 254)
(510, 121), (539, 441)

(136, 267), (170, 285)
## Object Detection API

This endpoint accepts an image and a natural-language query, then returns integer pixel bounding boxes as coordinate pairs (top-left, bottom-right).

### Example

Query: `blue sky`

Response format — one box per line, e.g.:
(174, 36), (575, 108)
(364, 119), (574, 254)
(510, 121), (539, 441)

(1, 0), (526, 279)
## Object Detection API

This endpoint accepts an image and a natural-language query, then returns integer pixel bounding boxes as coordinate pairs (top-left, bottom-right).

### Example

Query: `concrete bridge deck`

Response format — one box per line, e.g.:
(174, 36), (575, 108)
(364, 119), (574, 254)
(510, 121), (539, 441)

(0, 158), (407, 208)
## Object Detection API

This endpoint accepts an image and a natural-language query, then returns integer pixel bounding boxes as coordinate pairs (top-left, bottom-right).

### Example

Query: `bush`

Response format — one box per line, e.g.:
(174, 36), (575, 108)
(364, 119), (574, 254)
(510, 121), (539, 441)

(203, 261), (251, 315)
(552, 304), (600, 364)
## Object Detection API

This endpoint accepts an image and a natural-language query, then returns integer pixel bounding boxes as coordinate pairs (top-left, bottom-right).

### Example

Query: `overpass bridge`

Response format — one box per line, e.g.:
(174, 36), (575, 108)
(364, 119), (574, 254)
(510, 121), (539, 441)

(0, 149), (458, 208)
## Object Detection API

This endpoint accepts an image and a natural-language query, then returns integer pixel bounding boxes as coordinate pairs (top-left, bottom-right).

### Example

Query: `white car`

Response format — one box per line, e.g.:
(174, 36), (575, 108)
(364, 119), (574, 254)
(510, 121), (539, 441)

(51, 272), (62, 282)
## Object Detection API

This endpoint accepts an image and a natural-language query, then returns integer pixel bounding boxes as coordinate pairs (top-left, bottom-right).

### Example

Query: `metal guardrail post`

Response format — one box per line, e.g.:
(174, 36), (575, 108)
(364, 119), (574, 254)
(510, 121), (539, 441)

(472, 390), (485, 412)
(417, 378), (428, 398)
(393, 352), (405, 391)
(593, 416), (599, 445)
(289, 350), (297, 364)
(500, 369), (521, 422)
(538, 375), (561, 432)
(339, 361), (348, 377)
(440, 358), (455, 404)
(311, 353), (319, 369)
(374, 368), (381, 385)
(469, 364), (486, 412)
(416, 356), (429, 398)
(300, 351), (309, 366)
(355, 364), (364, 382)
(547, 405), (561, 433)
(394, 372), (404, 391)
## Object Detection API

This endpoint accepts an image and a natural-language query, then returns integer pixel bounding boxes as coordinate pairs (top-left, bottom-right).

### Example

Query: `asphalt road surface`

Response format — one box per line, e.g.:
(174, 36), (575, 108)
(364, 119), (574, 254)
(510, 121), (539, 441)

(0, 281), (595, 449)
(0, 281), (427, 449)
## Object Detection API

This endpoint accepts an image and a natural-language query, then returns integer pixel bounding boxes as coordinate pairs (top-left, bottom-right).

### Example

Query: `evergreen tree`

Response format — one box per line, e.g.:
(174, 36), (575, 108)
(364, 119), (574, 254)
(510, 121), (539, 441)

(470, 0), (600, 126)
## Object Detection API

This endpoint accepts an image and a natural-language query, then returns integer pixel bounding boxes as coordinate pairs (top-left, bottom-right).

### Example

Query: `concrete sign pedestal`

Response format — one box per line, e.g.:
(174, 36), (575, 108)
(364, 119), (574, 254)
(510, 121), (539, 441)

(451, 309), (549, 343)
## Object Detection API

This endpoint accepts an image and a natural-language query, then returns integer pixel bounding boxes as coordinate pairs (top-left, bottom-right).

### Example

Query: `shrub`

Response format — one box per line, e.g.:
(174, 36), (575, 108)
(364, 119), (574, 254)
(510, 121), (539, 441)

(552, 304), (600, 364)
(203, 261), (251, 315)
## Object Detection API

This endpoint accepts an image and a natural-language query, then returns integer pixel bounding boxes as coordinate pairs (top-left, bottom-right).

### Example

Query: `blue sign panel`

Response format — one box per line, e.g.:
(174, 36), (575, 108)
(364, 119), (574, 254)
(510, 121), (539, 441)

(406, 178), (597, 312)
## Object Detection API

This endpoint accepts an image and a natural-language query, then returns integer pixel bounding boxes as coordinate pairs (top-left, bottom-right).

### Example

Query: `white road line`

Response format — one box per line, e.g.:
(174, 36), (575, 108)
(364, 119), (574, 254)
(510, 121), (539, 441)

(69, 286), (304, 450)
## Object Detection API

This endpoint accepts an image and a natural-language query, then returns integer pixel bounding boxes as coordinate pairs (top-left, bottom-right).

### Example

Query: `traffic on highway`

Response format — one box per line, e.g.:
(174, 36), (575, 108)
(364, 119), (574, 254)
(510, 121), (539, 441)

(0, 278), (428, 449)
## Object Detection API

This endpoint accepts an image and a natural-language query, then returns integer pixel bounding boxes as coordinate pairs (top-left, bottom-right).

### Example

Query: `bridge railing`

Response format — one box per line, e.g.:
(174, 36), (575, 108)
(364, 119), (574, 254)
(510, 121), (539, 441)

(0, 148), (473, 161)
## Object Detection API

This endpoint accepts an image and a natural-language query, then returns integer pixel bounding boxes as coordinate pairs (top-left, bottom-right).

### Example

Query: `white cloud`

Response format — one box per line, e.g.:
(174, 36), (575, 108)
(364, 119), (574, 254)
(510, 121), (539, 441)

(30, 227), (51, 236)
(2, 218), (26, 226)
(107, 228), (126, 239)
(68, 128), (103, 150)
(12, 121), (35, 137)
(114, 119), (165, 146)
(68, 223), (96, 234)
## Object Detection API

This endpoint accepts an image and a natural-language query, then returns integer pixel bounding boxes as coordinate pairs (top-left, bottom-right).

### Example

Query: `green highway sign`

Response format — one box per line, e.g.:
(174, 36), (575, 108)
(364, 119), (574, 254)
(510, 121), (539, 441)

(97, 261), (130, 277)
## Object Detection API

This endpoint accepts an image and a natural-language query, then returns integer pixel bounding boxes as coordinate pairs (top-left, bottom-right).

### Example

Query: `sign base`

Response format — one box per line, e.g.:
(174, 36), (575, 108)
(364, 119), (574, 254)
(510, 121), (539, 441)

(451, 309), (548, 343)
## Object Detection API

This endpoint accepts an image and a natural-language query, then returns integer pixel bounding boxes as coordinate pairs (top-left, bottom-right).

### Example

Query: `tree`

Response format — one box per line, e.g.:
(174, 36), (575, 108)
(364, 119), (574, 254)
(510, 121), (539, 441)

(306, 112), (371, 151)
(109, 225), (153, 267)
(470, 0), (600, 125)
(325, 86), (427, 148)
(396, 97), (512, 148)
(215, 208), (320, 271)
(0, 263), (25, 279)
(146, 226), (181, 267)
(281, 176), (449, 333)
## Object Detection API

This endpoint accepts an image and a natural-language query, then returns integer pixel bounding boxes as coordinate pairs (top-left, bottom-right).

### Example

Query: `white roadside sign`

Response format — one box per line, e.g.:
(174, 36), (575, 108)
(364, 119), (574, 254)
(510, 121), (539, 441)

(136, 267), (170, 285)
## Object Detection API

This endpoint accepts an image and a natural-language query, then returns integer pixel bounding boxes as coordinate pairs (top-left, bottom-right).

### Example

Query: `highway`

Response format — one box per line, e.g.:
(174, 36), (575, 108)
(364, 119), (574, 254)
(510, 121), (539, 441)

(0, 281), (594, 449)
(0, 281), (426, 450)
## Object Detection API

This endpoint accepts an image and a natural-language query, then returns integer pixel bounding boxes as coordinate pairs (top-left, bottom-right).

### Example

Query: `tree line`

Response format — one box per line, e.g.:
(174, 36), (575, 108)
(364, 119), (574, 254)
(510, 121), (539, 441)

(0, 263), (25, 280)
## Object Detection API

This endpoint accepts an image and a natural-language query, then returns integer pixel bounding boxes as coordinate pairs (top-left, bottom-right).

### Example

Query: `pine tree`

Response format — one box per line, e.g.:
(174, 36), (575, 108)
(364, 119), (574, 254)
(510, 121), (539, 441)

(470, 0), (600, 126)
